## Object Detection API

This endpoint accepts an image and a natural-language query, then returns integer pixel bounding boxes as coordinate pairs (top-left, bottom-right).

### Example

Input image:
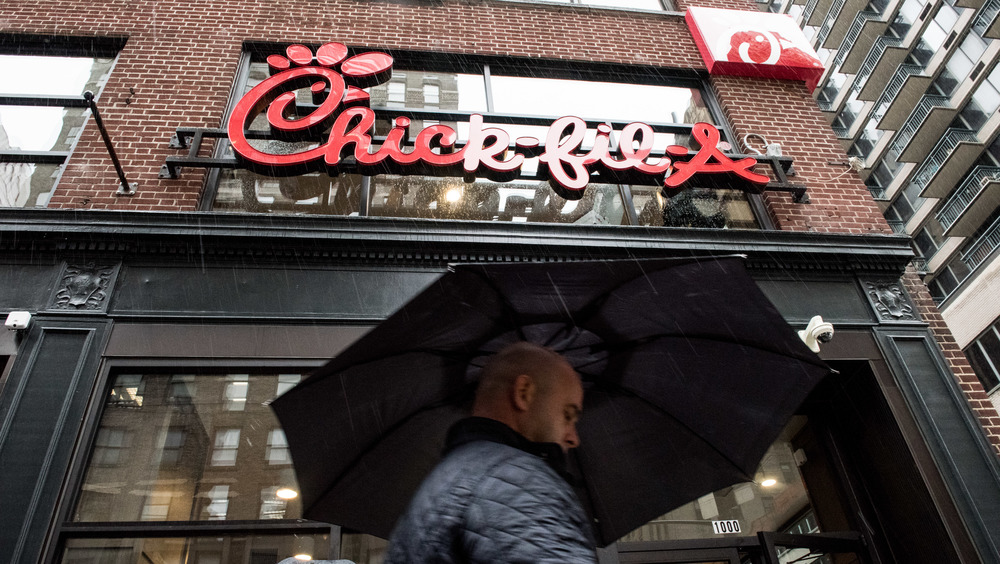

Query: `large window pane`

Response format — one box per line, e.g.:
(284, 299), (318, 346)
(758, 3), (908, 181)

(620, 416), (816, 542)
(0, 55), (112, 152)
(62, 534), (332, 564)
(368, 175), (628, 225)
(631, 185), (760, 229)
(214, 169), (364, 215)
(0, 162), (61, 207)
(491, 76), (710, 124)
(74, 372), (307, 522)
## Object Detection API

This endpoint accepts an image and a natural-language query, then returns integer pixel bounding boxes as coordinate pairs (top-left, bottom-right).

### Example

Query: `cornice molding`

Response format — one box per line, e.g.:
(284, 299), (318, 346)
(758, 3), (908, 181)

(0, 210), (913, 274)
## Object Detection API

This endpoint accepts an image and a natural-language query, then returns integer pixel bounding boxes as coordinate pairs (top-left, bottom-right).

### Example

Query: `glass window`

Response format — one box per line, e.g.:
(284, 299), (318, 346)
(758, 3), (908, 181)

(63, 534), (333, 564)
(0, 51), (115, 207)
(966, 338), (1000, 392)
(74, 372), (309, 523)
(211, 429), (241, 466)
(223, 374), (248, 411)
(528, 0), (669, 10)
(490, 75), (710, 124)
(276, 373), (302, 397)
(912, 227), (937, 257)
(91, 428), (130, 466)
(64, 370), (338, 564)
(621, 416), (818, 542)
(266, 429), (291, 465)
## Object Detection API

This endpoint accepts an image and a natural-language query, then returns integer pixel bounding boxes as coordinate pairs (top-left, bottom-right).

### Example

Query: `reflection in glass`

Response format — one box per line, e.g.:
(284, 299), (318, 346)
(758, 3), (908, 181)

(632, 185), (759, 229)
(75, 373), (305, 522)
(368, 175), (627, 225)
(61, 534), (331, 564)
(0, 162), (60, 208)
(368, 70), (487, 112)
(491, 76), (710, 124)
(0, 55), (113, 152)
(620, 416), (816, 543)
(214, 169), (364, 215)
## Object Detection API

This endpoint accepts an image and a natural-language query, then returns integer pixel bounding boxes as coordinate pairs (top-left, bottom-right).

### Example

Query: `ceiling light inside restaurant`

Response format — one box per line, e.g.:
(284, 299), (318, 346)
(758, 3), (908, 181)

(276, 488), (298, 499)
(445, 187), (462, 203)
(760, 478), (777, 487)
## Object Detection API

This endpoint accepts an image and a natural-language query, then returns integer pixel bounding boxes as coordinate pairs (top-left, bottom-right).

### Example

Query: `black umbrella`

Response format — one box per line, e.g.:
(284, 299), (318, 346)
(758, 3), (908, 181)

(270, 256), (829, 546)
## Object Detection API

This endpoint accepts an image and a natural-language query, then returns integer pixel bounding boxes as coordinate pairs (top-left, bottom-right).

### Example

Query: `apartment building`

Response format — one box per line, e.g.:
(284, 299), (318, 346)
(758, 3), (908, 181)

(764, 0), (1000, 410)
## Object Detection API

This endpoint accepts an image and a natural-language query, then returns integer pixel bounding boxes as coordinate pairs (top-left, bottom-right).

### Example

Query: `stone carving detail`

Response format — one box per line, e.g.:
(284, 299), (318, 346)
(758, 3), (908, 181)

(865, 281), (916, 321)
(52, 263), (116, 310)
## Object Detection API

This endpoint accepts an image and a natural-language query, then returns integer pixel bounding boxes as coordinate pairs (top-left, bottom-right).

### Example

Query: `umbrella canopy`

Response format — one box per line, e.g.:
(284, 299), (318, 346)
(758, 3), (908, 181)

(271, 256), (829, 546)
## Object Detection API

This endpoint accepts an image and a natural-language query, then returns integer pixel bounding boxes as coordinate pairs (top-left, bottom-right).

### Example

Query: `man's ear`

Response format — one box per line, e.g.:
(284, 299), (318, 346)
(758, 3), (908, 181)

(512, 374), (535, 412)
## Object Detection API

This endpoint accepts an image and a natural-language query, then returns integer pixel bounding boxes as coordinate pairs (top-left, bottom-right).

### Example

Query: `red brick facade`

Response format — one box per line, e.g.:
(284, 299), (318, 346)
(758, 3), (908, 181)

(4, 0), (999, 451)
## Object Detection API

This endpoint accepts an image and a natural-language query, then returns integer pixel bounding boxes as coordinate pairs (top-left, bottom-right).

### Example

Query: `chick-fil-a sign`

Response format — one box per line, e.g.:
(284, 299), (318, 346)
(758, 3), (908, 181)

(227, 43), (770, 200)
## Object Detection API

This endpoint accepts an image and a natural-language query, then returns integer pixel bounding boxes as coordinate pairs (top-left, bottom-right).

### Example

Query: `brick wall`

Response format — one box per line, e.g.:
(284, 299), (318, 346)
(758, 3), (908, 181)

(4, 0), (999, 450)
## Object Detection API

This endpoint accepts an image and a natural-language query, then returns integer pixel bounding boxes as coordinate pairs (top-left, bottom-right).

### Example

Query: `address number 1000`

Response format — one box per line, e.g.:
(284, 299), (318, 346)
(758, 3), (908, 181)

(711, 520), (742, 534)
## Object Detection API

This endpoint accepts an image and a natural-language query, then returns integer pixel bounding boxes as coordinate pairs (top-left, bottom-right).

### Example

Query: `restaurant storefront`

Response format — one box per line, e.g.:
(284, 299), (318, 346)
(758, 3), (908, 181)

(2, 1), (1000, 563)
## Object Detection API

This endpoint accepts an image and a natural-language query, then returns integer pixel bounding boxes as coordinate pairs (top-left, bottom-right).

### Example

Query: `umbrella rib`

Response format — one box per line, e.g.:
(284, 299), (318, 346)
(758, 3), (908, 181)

(465, 267), (530, 341)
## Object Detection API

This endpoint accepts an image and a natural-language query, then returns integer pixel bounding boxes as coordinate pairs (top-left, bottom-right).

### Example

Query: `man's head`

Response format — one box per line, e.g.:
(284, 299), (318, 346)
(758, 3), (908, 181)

(472, 342), (584, 452)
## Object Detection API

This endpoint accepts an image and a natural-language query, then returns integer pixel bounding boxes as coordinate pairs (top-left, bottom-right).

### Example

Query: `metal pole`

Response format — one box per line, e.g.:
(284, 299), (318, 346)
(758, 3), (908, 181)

(84, 90), (136, 195)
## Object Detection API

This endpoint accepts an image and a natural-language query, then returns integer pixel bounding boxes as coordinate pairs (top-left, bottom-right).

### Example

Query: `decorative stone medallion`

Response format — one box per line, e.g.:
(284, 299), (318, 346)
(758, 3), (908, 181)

(50, 262), (118, 311)
(863, 280), (917, 322)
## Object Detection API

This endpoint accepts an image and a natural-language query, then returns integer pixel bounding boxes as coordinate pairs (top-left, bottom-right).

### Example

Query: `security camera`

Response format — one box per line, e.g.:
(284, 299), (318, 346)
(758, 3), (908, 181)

(798, 315), (833, 353)
(5, 311), (31, 331)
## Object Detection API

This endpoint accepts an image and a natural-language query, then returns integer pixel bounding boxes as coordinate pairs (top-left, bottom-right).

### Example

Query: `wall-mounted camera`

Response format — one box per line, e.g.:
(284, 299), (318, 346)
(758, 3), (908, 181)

(798, 315), (834, 353)
(5, 311), (31, 331)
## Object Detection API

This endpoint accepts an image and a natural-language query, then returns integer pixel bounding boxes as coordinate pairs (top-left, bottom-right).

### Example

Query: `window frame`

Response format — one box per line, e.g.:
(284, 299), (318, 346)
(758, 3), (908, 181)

(200, 44), (775, 230)
(0, 34), (126, 207)
(49, 357), (339, 564)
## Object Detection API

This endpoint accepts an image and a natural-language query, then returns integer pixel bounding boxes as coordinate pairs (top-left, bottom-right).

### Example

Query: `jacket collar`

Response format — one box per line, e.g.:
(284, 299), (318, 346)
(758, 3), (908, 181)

(445, 417), (571, 479)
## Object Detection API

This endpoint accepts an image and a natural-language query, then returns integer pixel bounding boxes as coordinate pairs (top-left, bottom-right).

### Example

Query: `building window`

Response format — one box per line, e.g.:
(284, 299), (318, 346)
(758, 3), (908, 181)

(207, 49), (763, 230)
(211, 429), (241, 466)
(266, 429), (291, 465)
(223, 374), (249, 411)
(276, 374), (302, 397)
(514, 0), (672, 10)
(965, 322), (1000, 393)
(0, 37), (121, 207)
(64, 370), (333, 562)
(91, 428), (129, 466)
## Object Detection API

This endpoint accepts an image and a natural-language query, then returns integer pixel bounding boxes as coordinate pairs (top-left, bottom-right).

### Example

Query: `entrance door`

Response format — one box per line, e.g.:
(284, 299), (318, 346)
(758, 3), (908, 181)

(613, 359), (964, 564)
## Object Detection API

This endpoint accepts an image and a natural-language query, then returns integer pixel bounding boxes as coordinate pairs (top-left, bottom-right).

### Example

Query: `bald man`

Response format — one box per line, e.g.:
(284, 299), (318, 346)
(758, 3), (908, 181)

(384, 342), (597, 563)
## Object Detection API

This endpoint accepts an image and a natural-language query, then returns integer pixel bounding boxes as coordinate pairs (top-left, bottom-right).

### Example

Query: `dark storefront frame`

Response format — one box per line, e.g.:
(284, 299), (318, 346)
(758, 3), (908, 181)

(0, 209), (998, 563)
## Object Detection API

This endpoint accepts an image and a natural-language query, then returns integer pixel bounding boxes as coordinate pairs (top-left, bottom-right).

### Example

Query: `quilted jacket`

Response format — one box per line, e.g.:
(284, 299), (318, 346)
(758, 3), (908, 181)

(383, 417), (598, 564)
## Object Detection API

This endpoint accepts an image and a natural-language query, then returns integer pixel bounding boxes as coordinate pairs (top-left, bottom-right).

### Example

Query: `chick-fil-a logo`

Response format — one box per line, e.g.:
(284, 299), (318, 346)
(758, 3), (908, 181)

(686, 7), (824, 92)
(227, 43), (769, 200)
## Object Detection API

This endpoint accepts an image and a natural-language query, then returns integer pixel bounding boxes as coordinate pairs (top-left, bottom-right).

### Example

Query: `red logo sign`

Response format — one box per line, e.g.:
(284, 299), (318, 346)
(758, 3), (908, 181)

(227, 43), (770, 200)
(686, 7), (824, 92)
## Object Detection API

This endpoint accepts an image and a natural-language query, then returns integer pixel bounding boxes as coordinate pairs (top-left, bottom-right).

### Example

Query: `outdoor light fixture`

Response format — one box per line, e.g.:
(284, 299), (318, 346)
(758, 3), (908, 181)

(293, 537), (314, 561)
(761, 478), (778, 487)
(276, 488), (298, 500)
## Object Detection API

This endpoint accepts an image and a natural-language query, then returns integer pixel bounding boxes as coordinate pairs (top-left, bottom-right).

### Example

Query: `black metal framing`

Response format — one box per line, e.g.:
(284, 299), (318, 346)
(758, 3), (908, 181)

(47, 357), (337, 563)
(614, 531), (868, 563)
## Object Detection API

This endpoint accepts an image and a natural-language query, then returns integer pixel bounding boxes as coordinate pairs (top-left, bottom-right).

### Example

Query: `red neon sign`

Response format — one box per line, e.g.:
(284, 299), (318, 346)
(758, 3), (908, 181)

(227, 44), (770, 200)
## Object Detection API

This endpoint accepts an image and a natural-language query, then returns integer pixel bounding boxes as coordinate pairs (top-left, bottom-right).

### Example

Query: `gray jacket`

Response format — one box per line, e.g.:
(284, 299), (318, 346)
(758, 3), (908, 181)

(384, 417), (598, 563)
